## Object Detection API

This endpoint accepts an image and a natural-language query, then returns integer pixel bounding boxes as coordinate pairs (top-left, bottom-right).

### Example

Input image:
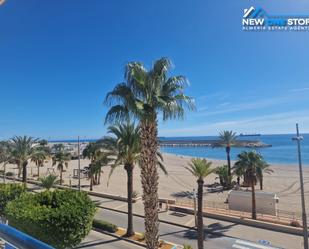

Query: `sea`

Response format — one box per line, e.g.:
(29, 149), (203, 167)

(160, 134), (309, 166)
(50, 134), (309, 166)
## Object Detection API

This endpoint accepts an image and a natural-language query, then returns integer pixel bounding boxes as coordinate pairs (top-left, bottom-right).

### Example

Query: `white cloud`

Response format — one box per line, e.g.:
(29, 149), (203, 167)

(197, 92), (230, 101)
(290, 87), (309, 92)
(218, 102), (230, 107)
(159, 110), (309, 136)
(196, 91), (309, 117)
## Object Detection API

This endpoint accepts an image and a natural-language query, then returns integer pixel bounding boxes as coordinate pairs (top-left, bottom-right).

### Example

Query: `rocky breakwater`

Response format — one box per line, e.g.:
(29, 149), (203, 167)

(159, 139), (272, 148)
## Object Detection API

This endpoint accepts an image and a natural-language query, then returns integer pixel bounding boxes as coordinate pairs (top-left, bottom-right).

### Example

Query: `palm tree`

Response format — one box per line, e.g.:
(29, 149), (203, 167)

(256, 161), (273, 190)
(102, 122), (167, 237)
(233, 164), (244, 186)
(83, 142), (100, 189)
(10, 136), (40, 186)
(186, 158), (214, 249)
(218, 131), (237, 179)
(87, 160), (104, 190)
(31, 148), (49, 179)
(40, 174), (60, 190)
(52, 145), (71, 185)
(0, 141), (12, 183)
(83, 142), (112, 191)
(105, 57), (195, 249)
(102, 122), (140, 237)
(215, 165), (231, 189)
(38, 139), (48, 147)
(234, 151), (268, 219)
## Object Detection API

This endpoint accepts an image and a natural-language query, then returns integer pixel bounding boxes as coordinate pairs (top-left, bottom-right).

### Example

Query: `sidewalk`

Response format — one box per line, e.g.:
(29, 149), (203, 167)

(4, 179), (305, 248)
(92, 196), (303, 249)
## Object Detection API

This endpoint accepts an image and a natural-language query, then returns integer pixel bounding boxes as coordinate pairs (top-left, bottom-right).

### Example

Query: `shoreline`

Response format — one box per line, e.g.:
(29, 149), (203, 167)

(160, 151), (309, 168)
(2, 152), (309, 214)
(47, 141), (309, 167)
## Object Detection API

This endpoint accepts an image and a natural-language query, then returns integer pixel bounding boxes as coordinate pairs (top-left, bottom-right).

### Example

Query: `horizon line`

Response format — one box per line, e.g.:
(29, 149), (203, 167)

(44, 132), (309, 142)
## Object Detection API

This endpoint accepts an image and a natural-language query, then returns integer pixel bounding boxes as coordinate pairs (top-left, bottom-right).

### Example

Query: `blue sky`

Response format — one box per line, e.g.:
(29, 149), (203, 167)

(1, 0), (309, 139)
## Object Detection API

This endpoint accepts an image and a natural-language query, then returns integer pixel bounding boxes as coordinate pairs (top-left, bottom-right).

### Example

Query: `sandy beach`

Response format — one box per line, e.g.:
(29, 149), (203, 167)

(3, 151), (309, 215)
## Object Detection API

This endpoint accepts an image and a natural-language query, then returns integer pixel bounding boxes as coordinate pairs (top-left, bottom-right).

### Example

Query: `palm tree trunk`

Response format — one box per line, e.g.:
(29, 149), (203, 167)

(22, 161), (28, 186)
(197, 179), (204, 249)
(60, 169), (63, 186)
(140, 119), (159, 249)
(94, 173), (98, 185)
(37, 165), (40, 179)
(260, 176), (263, 190)
(226, 146), (231, 177)
(251, 180), (257, 219)
(18, 163), (21, 178)
(219, 176), (224, 186)
(90, 176), (93, 191)
(125, 164), (134, 237)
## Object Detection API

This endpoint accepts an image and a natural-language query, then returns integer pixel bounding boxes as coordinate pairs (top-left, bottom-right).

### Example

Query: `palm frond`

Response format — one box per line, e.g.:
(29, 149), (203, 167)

(104, 105), (129, 124)
(186, 158), (214, 179)
(157, 160), (168, 176)
(104, 57), (195, 124)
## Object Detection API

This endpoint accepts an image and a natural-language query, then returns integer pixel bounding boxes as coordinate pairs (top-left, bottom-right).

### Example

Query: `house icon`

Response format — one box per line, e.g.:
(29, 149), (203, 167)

(244, 7), (268, 19)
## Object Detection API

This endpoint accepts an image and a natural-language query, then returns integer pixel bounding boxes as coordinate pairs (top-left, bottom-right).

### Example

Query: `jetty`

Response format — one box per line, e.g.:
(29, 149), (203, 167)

(158, 139), (271, 148)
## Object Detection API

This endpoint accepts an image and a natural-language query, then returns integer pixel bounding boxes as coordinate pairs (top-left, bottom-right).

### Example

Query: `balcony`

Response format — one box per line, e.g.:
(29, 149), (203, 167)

(0, 223), (54, 249)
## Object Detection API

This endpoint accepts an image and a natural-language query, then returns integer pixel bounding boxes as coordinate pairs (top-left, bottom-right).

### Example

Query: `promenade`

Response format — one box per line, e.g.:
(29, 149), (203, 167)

(2, 178), (305, 248)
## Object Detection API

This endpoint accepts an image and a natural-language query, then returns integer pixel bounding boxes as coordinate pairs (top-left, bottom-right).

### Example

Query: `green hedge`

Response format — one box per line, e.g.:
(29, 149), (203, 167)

(93, 219), (118, 233)
(0, 183), (25, 215)
(5, 189), (96, 249)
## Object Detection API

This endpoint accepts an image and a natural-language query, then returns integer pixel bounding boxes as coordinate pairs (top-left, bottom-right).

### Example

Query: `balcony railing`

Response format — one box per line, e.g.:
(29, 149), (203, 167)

(0, 223), (54, 249)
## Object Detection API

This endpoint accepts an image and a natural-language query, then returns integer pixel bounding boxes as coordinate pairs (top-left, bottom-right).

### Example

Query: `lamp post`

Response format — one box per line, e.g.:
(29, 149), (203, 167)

(193, 189), (197, 227)
(292, 123), (308, 249)
(78, 136), (81, 191)
(69, 174), (72, 189)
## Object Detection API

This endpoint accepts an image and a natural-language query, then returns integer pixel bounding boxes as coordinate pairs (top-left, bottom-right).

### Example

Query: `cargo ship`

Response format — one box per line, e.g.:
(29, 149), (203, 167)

(239, 133), (261, 137)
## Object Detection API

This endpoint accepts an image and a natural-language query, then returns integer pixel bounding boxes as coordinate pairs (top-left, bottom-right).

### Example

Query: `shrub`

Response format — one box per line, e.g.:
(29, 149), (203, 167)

(183, 244), (193, 249)
(39, 175), (60, 190)
(139, 232), (145, 241)
(5, 172), (14, 177)
(132, 190), (139, 199)
(92, 219), (118, 233)
(0, 183), (25, 215)
(290, 220), (301, 227)
(5, 189), (96, 249)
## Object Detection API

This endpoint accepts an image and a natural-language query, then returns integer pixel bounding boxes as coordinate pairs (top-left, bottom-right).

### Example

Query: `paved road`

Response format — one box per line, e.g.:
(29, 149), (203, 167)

(76, 230), (141, 249)
(7, 180), (302, 248)
(96, 209), (284, 249)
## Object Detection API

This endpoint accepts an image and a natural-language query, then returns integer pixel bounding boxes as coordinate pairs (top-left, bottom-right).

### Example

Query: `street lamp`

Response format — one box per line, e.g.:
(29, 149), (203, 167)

(292, 123), (308, 249)
(78, 136), (81, 191)
(69, 174), (72, 189)
(193, 189), (197, 227)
